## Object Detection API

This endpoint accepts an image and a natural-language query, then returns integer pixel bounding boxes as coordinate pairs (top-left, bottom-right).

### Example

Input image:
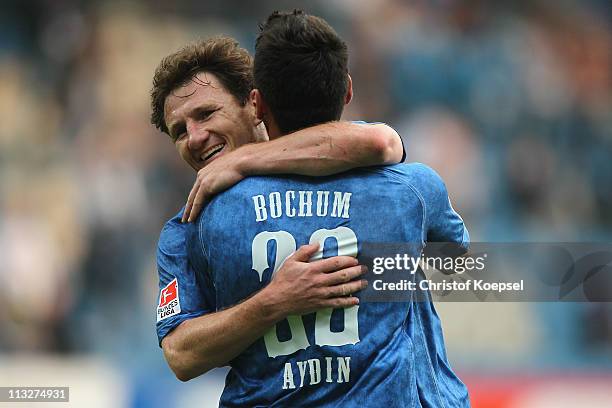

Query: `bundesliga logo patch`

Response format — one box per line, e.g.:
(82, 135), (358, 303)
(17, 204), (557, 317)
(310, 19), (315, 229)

(157, 278), (181, 322)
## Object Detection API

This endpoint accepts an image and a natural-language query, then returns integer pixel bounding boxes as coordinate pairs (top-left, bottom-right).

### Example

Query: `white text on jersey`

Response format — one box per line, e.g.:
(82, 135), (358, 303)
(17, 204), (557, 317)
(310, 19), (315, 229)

(252, 191), (352, 222)
(282, 356), (351, 389)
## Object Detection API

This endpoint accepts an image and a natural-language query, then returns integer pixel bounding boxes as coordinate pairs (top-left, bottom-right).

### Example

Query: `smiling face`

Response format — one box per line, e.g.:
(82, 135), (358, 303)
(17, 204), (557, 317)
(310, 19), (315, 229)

(163, 72), (259, 171)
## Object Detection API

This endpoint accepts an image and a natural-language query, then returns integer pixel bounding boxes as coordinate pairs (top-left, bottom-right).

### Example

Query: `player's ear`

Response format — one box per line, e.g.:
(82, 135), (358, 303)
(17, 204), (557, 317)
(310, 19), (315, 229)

(345, 74), (353, 105)
(251, 89), (267, 123)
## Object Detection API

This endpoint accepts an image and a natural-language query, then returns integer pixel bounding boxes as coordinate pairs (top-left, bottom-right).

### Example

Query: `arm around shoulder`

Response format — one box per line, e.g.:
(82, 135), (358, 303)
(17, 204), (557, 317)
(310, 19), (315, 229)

(236, 121), (404, 177)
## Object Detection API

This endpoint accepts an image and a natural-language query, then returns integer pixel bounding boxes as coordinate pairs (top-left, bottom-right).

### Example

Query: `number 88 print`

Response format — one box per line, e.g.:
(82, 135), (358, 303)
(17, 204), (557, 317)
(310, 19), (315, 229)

(251, 227), (360, 358)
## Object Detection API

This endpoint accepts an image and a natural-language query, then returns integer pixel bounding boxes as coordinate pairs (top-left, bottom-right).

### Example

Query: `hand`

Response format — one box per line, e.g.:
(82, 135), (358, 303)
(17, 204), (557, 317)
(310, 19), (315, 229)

(260, 244), (368, 318)
(183, 150), (245, 223)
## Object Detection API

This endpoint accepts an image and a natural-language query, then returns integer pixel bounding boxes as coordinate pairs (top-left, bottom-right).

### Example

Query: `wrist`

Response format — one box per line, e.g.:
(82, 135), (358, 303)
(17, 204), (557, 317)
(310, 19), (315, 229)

(234, 143), (258, 177)
(250, 285), (287, 325)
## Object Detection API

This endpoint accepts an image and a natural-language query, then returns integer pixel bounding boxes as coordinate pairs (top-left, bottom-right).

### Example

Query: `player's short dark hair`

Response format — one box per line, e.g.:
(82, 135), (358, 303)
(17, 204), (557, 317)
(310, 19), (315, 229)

(254, 10), (349, 134)
(151, 36), (253, 135)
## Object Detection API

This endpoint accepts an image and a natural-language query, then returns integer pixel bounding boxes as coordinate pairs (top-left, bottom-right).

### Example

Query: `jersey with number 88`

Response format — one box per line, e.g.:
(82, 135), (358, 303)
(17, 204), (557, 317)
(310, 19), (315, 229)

(253, 226), (359, 357)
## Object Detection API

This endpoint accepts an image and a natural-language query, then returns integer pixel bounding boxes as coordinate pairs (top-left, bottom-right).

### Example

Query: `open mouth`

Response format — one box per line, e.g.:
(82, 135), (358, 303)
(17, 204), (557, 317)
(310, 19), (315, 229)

(200, 143), (226, 163)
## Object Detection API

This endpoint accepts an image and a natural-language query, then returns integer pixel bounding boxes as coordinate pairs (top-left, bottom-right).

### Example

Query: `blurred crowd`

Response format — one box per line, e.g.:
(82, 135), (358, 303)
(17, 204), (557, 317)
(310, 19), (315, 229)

(0, 0), (610, 376)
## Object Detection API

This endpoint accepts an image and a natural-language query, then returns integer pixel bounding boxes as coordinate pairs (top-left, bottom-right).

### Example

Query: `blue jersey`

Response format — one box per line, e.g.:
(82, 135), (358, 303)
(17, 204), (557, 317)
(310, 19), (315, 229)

(156, 163), (469, 407)
(156, 206), (215, 343)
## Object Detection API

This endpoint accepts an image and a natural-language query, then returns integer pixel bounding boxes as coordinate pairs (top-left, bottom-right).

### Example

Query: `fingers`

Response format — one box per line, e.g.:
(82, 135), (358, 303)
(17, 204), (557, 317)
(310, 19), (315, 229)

(322, 265), (367, 286)
(289, 243), (320, 262)
(182, 179), (200, 223)
(187, 187), (208, 223)
(183, 175), (210, 223)
(321, 296), (361, 308)
(312, 256), (359, 273)
(326, 279), (368, 298)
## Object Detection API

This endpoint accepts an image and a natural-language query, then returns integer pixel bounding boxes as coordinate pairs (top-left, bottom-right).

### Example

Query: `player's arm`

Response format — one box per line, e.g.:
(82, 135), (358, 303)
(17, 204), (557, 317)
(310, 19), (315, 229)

(161, 244), (367, 381)
(423, 167), (469, 250)
(240, 121), (404, 175)
(156, 218), (216, 362)
(182, 121), (403, 222)
(412, 164), (469, 265)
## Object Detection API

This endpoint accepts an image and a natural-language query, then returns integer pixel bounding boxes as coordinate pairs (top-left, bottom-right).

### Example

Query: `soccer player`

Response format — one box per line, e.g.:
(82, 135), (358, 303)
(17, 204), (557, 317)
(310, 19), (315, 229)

(151, 37), (404, 378)
(182, 10), (471, 407)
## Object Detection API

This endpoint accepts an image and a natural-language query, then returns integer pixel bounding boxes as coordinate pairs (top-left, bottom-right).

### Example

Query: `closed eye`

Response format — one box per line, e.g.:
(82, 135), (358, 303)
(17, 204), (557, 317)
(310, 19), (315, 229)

(171, 125), (186, 142)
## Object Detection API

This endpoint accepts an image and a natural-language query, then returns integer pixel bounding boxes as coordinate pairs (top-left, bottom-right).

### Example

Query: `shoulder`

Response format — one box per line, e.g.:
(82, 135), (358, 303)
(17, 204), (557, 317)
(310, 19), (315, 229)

(207, 174), (305, 202)
(385, 163), (446, 191)
(371, 163), (449, 210)
(158, 207), (188, 256)
(391, 162), (442, 180)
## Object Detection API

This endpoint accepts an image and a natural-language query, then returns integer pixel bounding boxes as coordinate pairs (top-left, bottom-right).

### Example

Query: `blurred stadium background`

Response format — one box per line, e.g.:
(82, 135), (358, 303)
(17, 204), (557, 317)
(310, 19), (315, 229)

(1, 0), (611, 406)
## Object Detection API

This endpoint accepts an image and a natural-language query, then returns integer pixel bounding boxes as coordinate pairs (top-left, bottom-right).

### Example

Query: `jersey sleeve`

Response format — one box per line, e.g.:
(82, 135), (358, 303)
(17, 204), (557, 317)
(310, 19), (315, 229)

(411, 164), (469, 251)
(155, 214), (216, 346)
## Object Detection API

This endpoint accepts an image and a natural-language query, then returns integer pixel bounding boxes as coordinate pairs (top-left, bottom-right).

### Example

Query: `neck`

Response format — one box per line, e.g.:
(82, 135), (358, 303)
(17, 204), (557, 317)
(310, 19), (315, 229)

(264, 118), (284, 140)
(254, 122), (269, 142)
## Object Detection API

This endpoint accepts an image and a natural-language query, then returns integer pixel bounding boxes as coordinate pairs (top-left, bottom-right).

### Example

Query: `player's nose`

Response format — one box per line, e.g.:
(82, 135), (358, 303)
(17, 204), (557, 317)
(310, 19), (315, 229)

(186, 120), (209, 152)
